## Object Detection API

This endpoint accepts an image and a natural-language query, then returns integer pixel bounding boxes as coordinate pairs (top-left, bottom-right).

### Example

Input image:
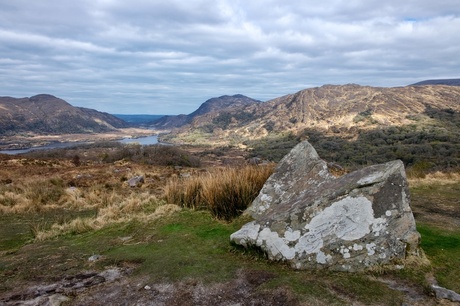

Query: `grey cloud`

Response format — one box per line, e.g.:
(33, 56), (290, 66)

(0, 1), (459, 114)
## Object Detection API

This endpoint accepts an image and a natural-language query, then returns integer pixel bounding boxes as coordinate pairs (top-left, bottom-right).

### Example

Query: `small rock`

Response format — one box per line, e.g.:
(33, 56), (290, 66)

(48, 294), (70, 306)
(88, 254), (102, 262)
(99, 268), (122, 282)
(431, 284), (460, 302)
(144, 285), (151, 290)
(127, 175), (144, 187)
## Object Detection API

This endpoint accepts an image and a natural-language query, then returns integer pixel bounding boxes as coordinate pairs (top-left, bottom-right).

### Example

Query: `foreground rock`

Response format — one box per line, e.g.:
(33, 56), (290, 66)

(231, 141), (421, 271)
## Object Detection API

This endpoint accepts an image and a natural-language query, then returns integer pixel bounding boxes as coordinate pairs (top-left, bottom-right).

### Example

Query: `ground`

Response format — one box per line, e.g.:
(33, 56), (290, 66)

(0, 145), (459, 305)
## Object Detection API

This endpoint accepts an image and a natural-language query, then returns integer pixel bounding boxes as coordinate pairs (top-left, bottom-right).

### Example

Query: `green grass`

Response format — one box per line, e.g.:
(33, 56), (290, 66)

(0, 209), (97, 253)
(417, 223), (460, 292)
(0, 209), (406, 304)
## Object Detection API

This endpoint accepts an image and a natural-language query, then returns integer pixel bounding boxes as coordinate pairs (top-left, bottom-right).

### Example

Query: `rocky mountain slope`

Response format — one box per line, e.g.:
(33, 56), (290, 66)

(152, 94), (261, 129)
(0, 94), (129, 135)
(159, 84), (460, 143)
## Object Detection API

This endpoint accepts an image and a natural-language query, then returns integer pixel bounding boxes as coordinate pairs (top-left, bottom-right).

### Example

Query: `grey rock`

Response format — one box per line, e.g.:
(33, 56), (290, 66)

(431, 284), (460, 302)
(231, 140), (421, 271)
(127, 175), (144, 187)
(88, 254), (102, 262)
(49, 294), (70, 306)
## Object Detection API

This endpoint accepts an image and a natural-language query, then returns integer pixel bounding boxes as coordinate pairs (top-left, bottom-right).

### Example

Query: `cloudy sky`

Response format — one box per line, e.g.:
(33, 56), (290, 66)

(1, 1), (459, 115)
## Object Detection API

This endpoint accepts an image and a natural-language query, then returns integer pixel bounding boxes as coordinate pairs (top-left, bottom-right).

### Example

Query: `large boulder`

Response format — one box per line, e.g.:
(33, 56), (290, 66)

(231, 141), (421, 271)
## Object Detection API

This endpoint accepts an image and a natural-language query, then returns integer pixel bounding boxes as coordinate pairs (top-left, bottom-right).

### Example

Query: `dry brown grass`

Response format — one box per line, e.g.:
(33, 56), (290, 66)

(0, 157), (185, 240)
(408, 171), (460, 187)
(163, 164), (274, 220)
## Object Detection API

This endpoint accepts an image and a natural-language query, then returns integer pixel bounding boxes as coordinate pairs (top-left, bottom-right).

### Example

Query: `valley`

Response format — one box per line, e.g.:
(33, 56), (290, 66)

(0, 82), (459, 304)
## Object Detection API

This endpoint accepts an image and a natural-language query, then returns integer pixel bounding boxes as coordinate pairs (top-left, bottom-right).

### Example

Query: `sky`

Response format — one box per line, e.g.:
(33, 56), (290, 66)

(0, 1), (459, 115)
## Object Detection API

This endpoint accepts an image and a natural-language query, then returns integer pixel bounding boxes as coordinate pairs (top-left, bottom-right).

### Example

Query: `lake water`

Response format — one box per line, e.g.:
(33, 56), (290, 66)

(0, 135), (159, 155)
(118, 135), (159, 145)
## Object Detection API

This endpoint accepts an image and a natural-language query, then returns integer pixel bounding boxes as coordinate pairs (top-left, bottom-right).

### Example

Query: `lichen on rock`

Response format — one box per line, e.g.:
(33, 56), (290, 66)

(231, 140), (421, 271)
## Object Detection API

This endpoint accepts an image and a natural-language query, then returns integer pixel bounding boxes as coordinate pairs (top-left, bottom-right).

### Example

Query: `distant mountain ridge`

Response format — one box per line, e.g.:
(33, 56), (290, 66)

(411, 78), (460, 86)
(0, 94), (129, 135)
(113, 114), (165, 126)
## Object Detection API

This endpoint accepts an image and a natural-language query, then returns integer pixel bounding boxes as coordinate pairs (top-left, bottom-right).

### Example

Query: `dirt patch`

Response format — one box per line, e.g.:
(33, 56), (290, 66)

(1, 269), (299, 306)
(74, 270), (299, 306)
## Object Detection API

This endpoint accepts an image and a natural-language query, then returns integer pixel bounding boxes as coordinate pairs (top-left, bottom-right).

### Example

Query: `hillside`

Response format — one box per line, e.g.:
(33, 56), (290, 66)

(151, 94), (261, 129)
(161, 84), (460, 139)
(160, 84), (460, 169)
(0, 94), (129, 135)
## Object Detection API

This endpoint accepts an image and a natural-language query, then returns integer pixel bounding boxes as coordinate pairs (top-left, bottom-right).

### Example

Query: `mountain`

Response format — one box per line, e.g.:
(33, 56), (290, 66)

(151, 94), (261, 129)
(411, 78), (460, 86)
(0, 94), (129, 135)
(162, 84), (460, 138)
(159, 84), (460, 169)
(112, 114), (165, 126)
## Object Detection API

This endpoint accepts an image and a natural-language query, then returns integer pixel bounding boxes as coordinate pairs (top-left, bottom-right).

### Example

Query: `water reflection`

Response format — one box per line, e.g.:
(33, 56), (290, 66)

(0, 135), (159, 155)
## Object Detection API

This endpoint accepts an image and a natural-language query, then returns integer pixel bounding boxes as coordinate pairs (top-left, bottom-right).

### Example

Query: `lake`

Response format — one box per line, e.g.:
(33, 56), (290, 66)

(0, 135), (159, 155)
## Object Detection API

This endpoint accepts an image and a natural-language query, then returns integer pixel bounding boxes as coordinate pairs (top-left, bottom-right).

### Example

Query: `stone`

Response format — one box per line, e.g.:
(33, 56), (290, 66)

(127, 175), (144, 187)
(231, 140), (421, 272)
(88, 254), (102, 262)
(431, 285), (460, 302)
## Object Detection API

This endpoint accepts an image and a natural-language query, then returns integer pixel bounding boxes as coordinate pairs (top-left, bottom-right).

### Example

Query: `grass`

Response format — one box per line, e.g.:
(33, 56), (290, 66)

(417, 223), (460, 293)
(1, 152), (459, 304)
(0, 209), (406, 304)
(163, 165), (274, 220)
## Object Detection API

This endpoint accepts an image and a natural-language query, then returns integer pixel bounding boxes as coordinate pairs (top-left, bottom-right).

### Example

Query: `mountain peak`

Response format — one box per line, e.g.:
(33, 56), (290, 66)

(0, 94), (129, 135)
(30, 94), (59, 99)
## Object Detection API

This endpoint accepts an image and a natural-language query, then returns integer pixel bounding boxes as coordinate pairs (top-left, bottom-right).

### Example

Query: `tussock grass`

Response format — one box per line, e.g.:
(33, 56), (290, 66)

(163, 165), (274, 220)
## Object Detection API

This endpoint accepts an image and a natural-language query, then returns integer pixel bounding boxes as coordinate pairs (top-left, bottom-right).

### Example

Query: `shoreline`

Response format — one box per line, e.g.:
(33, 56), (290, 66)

(0, 128), (163, 151)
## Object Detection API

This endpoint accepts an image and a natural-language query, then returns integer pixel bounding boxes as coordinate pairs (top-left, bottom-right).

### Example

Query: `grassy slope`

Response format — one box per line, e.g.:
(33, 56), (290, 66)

(0, 210), (404, 305)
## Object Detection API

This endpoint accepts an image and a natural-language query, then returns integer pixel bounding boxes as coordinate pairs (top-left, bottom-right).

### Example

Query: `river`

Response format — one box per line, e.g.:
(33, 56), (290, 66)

(0, 135), (159, 155)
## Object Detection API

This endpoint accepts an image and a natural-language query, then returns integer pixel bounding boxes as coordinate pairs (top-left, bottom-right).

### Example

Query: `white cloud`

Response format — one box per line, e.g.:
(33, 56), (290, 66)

(0, 0), (459, 114)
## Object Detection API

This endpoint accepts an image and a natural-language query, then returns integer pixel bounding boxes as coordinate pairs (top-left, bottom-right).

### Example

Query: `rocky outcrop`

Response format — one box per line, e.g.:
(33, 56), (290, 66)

(231, 141), (421, 271)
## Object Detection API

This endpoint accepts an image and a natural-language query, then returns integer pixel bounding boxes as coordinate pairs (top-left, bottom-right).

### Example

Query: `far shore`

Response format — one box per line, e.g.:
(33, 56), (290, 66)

(0, 128), (166, 151)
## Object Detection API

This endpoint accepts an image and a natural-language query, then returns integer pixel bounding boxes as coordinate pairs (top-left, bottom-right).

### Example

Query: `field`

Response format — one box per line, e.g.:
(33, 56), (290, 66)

(0, 144), (459, 305)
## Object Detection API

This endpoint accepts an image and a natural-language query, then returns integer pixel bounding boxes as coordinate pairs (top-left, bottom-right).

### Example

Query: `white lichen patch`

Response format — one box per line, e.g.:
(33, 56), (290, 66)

(340, 246), (351, 259)
(372, 217), (388, 237)
(257, 228), (296, 260)
(306, 196), (374, 241)
(234, 195), (399, 269)
(316, 251), (332, 264)
(284, 230), (301, 242)
(366, 243), (376, 255)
